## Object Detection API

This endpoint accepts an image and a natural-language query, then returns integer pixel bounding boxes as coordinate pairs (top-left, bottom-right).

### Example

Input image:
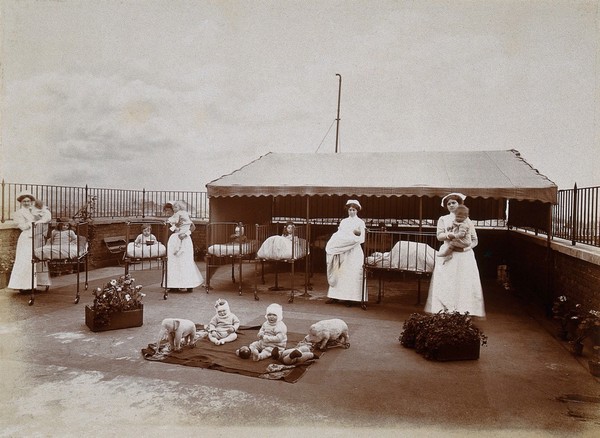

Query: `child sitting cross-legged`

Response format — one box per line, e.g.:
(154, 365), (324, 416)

(207, 299), (240, 345)
(236, 303), (287, 361)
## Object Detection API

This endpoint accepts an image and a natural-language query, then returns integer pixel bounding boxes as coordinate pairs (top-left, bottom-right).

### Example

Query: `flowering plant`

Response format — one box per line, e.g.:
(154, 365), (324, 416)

(400, 311), (487, 360)
(570, 309), (600, 355)
(0, 254), (14, 274)
(552, 295), (582, 341)
(91, 274), (145, 326)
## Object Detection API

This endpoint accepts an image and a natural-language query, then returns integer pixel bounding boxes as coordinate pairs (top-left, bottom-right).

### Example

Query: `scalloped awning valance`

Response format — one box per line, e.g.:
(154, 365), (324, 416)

(206, 150), (557, 204)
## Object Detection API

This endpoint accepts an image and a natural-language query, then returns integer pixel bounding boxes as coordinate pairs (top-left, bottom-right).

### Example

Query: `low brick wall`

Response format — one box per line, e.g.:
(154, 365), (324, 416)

(507, 230), (600, 315)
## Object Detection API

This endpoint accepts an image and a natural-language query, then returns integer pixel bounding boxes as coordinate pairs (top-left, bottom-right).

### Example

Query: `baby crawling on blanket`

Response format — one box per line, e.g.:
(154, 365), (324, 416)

(236, 303), (287, 361)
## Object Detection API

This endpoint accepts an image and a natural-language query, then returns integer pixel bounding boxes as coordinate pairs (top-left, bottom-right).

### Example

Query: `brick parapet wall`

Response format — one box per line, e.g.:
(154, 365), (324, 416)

(552, 247), (600, 312)
(507, 230), (600, 314)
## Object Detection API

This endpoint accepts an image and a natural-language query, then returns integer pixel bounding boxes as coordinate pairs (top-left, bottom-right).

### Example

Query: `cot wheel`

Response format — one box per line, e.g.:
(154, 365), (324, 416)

(163, 292), (168, 300)
(288, 296), (294, 304)
(28, 298), (34, 306)
(361, 303), (367, 311)
(45, 286), (50, 292)
(74, 296), (80, 304)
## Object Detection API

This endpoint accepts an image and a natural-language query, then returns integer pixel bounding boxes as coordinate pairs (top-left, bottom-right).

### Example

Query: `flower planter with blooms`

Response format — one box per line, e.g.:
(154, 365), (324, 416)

(400, 311), (488, 361)
(0, 255), (14, 289)
(552, 295), (582, 341)
(85, 275), (145, 332)
(589, 346), (600, 377)
(570, 309), (600, 357)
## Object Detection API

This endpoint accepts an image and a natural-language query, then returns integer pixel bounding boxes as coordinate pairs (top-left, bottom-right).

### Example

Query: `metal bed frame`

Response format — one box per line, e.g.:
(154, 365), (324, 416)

(253, 223), (312, 303)
(362, 228), (438, 309)
(204, 222), (259, 295)
(30, 220), (90, 306)
(123, 220), (169, 300)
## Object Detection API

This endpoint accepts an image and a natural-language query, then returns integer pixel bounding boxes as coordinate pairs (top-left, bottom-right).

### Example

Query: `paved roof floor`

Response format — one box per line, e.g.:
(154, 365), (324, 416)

(0, 261), (598, 437)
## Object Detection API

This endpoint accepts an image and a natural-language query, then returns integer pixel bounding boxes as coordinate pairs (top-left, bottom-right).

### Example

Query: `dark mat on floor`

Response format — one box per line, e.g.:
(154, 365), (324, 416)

(141, 323), (324, 383)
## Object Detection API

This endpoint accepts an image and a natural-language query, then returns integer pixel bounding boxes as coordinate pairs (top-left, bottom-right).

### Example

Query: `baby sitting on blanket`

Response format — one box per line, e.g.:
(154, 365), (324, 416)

(207, 299), (240, 345)
(236, 303), (287, 361)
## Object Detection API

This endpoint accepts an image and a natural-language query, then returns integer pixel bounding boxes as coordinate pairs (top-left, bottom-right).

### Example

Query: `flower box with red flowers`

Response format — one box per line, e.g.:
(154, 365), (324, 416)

(85, 275), (145, 332)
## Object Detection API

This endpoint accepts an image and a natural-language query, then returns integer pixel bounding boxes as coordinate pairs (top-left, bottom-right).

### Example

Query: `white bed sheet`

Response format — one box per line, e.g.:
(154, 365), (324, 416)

(207, 240), (259, 257)
(365, 240), (437, 273)
(256, 236), (308, 260)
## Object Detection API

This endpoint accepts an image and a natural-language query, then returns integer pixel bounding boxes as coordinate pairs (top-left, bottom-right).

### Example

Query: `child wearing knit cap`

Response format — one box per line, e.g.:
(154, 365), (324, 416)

(237, 303), (287, 361)
(207, 299), (240, 345)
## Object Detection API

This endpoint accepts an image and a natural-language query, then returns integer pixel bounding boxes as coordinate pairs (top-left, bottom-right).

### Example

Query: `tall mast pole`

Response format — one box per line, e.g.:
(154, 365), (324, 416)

(335, 73), (342, 153)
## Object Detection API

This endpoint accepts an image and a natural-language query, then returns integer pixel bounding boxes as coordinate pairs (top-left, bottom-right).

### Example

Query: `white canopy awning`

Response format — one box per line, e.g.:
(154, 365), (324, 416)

(207, 150), (557, 204)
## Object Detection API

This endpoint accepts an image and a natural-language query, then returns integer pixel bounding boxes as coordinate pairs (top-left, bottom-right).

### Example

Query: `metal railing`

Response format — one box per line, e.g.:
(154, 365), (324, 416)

(2, 179), (598, 248)
(1, 180), (209, 222)
(553, 184), (600, 247)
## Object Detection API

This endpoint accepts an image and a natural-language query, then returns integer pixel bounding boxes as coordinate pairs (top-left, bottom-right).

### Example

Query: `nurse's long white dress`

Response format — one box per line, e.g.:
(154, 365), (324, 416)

(8, 208), (37, 290)
(425, 213), (485, 317)
(165, 219), (203, 289)
(325, 215), (366, 302)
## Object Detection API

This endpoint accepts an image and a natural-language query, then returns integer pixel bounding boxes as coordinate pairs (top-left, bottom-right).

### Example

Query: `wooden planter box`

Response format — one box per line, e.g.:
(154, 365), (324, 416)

(429, 339), (481, 361)
(85, 305), (144, 332)
(0, 272), (8, 289)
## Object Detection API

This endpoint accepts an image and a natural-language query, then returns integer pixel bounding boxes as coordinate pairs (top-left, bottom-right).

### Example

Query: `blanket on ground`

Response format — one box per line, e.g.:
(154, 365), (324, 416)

(141, 324), (323, 383)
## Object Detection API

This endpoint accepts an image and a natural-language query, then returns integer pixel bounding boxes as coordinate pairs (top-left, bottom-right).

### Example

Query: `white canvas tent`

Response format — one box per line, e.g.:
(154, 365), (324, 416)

(206, 150), (557, 231)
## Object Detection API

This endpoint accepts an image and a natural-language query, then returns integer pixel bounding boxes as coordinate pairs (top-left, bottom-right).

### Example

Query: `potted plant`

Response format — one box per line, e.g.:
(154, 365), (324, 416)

(570, 309), (600, 357)
(0, 254), (14, 289)
(552, 295), (582, 341)
(85, 274), (145, 332)
(400, 311), (487, 361)
(589, 346), (600, 377)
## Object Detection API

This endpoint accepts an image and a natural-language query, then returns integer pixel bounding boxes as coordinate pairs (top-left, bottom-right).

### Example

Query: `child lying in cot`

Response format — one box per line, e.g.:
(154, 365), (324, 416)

(256, 222), (307, 260)
(126, 224), (167, 258)
(34, 219), (81, 259)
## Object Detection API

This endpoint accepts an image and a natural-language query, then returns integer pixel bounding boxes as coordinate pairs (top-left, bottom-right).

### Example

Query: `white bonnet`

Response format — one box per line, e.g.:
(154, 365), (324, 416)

(345, 199), (362, 210)
(440, 193), (466, 207)
(215, 299), (230, 314)
(266, 303), (283, 321)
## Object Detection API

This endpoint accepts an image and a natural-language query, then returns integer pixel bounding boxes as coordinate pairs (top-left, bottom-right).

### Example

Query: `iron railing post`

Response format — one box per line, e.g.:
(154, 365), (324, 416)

(1, 179), (5, 223)
(571, 183), (577, 246)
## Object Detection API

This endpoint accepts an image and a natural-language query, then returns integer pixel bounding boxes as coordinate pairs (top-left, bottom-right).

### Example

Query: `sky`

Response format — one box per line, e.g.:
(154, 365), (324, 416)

(1, 0), (598, 191)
